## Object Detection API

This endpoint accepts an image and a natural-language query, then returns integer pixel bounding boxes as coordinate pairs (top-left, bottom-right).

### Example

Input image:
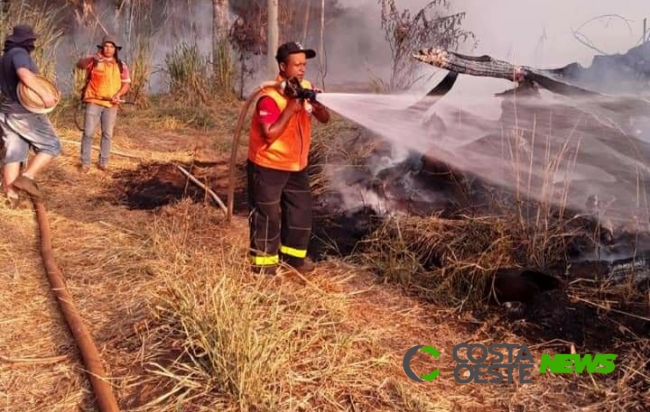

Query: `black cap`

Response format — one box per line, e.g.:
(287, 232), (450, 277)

(7, 25), (38, 43)
(275, 41), (316, 63)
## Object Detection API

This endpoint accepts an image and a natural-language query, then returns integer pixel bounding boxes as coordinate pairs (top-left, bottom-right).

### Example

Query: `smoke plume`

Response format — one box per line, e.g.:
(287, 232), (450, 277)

(312, 1), (650, 223)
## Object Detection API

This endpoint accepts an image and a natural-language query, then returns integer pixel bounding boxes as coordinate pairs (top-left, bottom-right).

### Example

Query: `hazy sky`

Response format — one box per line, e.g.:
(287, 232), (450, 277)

(457, 0), (649, 67)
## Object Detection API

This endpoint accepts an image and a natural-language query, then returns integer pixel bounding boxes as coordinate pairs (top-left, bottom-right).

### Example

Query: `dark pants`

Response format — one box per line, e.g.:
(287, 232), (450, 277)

(247, 160), (312, 270)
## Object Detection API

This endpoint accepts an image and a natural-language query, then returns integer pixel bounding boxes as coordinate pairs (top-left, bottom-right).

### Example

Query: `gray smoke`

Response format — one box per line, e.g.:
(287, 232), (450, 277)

(314, 0), (650, 198)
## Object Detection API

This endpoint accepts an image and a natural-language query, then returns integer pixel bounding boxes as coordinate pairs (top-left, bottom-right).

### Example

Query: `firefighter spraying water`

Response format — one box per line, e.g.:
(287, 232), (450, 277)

(227, 41), (330, 276)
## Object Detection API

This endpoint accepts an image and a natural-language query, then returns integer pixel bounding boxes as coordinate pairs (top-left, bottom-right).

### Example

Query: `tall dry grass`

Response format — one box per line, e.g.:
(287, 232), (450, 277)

(157, 43), (218, 129)
(164, 42), (213, 103)
(501, 113), (588, 268)
(128, 34), (154, 108)
(356, 214), (515, 309)
(213, 37), (236, 97)
(135, 203), (441, 412)
(0, 1), (64, 81)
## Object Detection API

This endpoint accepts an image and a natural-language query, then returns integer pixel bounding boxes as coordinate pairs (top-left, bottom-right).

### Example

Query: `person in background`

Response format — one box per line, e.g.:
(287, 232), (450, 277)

(0, 24), (61, 208)
(247, 41), (330, 275)
(76, 34), (131, 173)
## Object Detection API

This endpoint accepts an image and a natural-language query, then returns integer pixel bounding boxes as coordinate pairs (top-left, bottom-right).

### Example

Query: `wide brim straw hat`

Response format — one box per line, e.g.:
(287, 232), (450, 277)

(17, 75), (60, 114)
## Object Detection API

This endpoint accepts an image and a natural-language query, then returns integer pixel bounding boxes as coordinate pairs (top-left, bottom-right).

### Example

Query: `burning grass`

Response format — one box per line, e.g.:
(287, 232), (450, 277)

(305, 108), (607, 312)
(330, 165), (620, 313)
(308, 115), (368, 198)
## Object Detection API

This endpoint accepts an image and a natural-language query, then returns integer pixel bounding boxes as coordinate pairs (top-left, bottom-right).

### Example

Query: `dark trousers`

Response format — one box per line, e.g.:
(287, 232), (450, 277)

(247, 160), (312, 269)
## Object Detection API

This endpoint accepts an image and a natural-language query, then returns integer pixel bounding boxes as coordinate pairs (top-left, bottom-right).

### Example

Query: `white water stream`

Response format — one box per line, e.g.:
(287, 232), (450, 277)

(317, 79), (650, 232)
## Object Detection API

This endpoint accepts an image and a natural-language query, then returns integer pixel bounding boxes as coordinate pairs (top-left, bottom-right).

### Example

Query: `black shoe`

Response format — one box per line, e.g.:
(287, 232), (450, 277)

(282, 256), (316, 274)
(252, 265), (278, 275)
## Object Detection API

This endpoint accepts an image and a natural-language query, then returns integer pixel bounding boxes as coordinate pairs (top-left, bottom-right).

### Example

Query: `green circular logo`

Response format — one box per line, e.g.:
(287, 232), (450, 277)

(403, 345), (441, 382)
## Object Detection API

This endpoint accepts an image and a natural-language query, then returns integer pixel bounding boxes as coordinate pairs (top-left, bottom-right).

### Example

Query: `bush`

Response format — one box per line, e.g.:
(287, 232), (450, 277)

(164, 42), (212, 103)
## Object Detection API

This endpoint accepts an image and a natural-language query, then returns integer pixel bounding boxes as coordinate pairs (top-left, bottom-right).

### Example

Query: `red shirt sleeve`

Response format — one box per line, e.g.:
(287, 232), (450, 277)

(84, 55), (95, 71)
(257, 96), (281, 125)
(120, 62), (131, 83)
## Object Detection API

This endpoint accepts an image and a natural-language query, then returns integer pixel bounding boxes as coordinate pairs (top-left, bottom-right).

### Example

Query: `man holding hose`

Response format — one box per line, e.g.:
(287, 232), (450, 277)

(247, 41), (330, 275)
(76, 35), (131, 173)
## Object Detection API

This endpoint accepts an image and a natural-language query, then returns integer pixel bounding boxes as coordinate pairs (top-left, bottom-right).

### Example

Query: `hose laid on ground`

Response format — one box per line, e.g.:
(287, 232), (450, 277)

(226, 81), (282, 222)
(33, 199), (120, 412)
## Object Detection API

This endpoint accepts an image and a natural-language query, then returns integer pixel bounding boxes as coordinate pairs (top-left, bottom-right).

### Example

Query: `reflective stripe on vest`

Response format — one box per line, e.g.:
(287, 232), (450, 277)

(248, 78), (313, 171)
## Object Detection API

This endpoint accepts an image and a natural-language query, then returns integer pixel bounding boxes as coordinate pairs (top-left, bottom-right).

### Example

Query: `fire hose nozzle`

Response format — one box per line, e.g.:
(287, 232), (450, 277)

(280, 77), (319, 102)
(290, 89), (317, 102)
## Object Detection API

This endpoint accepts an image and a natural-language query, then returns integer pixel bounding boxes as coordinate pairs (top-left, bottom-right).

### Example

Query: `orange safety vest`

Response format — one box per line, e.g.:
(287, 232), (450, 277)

(83, 58), (124, 108)
(248, 77), (313, 172)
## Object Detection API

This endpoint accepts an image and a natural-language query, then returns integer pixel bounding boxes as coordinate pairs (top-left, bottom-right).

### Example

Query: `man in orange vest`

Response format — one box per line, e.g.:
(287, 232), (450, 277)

(248, 41), (330, 275)
(76, 35), (131, 172)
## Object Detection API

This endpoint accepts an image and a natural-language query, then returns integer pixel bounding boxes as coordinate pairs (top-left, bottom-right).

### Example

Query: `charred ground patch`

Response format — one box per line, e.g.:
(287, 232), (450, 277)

(309, 147), (650, 366)
(110, 161), (249, 213)
(503, 285), (650, 349)
(307, 149), (486, 261)
(310, 204), (379, 260)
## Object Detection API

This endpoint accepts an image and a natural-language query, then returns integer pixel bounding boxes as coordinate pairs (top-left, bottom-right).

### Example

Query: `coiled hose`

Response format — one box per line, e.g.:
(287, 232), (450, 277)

(32, 198), (120, 411)
(226, 81), (282, 222)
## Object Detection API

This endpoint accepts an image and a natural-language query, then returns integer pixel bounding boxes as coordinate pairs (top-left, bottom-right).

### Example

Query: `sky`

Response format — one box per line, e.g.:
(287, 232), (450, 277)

(456, 0), (648, 67)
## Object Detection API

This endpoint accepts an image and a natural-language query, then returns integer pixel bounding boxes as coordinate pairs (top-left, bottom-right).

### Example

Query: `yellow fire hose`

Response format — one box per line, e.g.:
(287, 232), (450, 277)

(226, 81), (282, 222)
(32, 198), (120, 411)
